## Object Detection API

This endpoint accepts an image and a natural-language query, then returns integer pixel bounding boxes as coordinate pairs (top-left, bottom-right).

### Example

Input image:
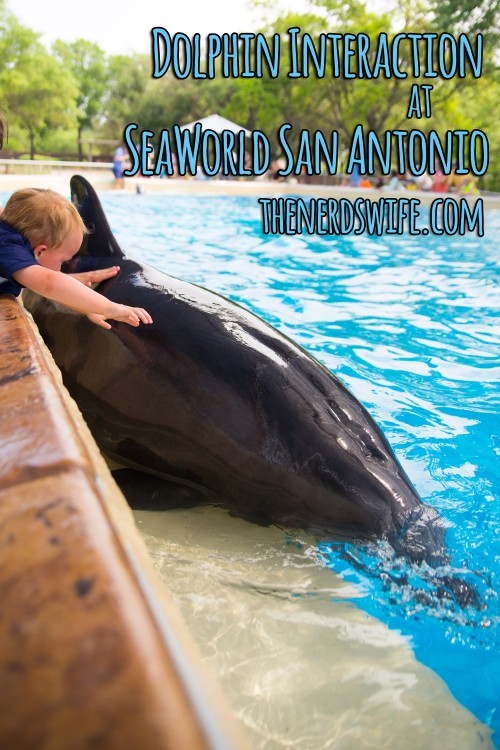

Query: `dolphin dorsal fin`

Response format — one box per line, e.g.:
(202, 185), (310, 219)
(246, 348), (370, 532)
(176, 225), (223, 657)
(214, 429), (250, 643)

(70, 174), (125, 258)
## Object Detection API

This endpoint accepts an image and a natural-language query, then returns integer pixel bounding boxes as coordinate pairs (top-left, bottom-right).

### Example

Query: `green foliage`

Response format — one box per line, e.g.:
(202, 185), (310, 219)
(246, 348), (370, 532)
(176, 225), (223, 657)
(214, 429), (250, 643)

(0, 4), (78, 158)
(223, 77), (282, 134)
(239, 5), (415, 152)
(135, 77), (213, 132)
(456, 75), (500, 190)
(430, 0), (500, 53)
(243, 0), (499, 178)
(0, 0), (496, 187)
(38, 125), (80, 157)
(52, 39), (108, 156)
(102, 54), (150, 138)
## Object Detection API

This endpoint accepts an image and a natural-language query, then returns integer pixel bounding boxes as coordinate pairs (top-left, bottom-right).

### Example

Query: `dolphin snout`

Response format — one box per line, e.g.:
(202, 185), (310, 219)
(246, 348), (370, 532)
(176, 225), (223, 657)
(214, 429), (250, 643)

(391, 505), (448, 565)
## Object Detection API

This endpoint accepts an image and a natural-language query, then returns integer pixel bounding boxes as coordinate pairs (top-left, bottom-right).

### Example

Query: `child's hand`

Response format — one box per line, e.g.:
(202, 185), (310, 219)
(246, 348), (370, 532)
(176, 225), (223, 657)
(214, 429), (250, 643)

(86, 304), (153, 329)
(15, 264), (151, 328)
(69, 266), (121, 287)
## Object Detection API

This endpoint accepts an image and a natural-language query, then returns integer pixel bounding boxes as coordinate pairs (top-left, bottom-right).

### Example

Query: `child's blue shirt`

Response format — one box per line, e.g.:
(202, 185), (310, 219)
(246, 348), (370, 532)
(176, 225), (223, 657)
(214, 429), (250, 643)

(0, 221), (39, 296)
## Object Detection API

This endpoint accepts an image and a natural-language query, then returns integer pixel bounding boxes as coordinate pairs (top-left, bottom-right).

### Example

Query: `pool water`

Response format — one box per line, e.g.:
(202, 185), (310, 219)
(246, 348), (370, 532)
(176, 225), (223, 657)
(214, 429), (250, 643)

(105, 191), (499, 745)
(3, 187), (497, 745)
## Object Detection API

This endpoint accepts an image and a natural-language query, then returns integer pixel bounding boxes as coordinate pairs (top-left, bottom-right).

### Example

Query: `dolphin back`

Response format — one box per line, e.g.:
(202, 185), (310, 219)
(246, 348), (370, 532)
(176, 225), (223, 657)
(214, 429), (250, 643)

(24, 175), (450, 570)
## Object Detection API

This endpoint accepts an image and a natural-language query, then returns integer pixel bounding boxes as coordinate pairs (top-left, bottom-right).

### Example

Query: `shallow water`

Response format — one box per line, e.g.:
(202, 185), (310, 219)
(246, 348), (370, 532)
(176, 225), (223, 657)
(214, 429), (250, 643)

(135, 506), (493, 749)
(106, 192), (499, 747)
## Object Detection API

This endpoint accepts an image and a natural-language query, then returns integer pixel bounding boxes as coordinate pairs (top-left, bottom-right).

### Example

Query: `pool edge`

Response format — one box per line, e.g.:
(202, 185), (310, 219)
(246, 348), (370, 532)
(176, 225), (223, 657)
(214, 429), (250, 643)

(0, 294), (251, 750)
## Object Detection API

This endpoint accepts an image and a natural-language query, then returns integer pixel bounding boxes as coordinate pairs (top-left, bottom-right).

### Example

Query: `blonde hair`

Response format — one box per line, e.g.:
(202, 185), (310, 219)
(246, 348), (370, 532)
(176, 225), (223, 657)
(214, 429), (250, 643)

(2, 188), (88, 248)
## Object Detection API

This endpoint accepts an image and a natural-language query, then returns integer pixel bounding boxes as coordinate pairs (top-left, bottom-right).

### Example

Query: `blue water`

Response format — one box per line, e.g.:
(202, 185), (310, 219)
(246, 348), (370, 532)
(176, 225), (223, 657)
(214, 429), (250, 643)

(100, 192), (498, 742)
(3, 188), (498, 739)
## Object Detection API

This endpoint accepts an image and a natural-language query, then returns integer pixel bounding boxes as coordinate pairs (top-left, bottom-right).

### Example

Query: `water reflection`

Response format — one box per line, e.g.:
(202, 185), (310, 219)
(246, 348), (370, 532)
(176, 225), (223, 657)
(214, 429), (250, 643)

(136, 506), (492, 749)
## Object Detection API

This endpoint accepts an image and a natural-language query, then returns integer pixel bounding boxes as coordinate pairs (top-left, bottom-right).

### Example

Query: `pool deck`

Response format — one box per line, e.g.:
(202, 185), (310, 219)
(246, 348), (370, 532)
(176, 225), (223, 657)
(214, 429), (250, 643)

(0, 295), (251, 750)
(0, 170), (499, 208)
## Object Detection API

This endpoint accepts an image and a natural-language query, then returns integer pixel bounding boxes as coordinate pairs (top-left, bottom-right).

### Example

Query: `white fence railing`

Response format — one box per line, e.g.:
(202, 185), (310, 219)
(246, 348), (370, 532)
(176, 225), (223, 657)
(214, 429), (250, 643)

(0, 159), (112, 175)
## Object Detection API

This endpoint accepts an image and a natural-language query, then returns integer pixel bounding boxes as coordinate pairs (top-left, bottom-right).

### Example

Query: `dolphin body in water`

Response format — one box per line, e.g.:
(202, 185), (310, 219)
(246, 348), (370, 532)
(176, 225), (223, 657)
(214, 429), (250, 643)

(23, 175), (447, 566)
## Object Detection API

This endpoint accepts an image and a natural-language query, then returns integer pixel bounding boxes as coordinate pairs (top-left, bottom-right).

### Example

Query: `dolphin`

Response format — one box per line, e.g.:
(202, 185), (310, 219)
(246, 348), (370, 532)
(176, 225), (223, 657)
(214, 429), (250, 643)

(23, 175), (447, 566)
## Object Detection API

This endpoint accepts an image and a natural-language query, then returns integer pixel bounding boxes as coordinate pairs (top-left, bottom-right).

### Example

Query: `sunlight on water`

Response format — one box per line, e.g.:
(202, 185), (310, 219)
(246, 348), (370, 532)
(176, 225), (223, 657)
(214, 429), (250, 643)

(135, 506), (493, 750)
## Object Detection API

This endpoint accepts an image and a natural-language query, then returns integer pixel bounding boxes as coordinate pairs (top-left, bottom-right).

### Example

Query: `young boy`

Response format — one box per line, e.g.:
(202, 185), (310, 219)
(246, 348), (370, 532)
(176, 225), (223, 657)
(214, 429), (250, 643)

(0, 188), (152, 329)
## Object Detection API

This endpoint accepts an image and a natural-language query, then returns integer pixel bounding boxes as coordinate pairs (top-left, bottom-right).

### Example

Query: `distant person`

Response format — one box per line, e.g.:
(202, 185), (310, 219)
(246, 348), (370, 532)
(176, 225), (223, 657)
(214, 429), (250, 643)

(172, 152), (178, 178)
(414, 171), (433, 191)
(446, 162), (466, 192)
(112, 144), (127, 189)
(359, 177), (374, 188)
(160, 153), (178, 179)
(406, 165), (432, 191)
(270, 158), (286, 182)
(383, 170), (405, 191)
(0, 188), (152, 329)
(350, 164), (361, 187)
(431, 165), (447, 193)
(459, 175), (480, 196)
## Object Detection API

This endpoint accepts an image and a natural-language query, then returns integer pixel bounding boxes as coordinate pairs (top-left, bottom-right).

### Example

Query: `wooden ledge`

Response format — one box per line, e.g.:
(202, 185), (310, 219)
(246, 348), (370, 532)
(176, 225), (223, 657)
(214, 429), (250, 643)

(0, 295), (249, 750)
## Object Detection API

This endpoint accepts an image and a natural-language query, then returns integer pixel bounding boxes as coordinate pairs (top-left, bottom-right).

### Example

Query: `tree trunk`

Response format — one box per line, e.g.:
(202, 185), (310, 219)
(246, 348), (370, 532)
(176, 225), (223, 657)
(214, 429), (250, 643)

(78, 124), (83, 161)
(247, 107), (256, 132)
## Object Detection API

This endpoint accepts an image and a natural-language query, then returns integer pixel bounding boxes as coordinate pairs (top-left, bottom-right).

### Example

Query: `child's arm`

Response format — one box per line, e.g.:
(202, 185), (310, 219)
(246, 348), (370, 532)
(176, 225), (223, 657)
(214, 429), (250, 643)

(68, 266), (121, 287)
(13, 265), (152, 329)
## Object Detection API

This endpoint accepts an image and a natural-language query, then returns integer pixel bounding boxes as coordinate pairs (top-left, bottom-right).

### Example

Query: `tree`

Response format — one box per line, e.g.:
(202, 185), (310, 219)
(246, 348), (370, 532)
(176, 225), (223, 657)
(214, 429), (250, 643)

(251, 0), (497, 180)
(430, 0), (500, 53)
(52, 39), (108, 159)
(102, 54), (150, 139)
(253, 6), (414, 151)
(132, 74), (239, 142)
(0, 5), (78, 158)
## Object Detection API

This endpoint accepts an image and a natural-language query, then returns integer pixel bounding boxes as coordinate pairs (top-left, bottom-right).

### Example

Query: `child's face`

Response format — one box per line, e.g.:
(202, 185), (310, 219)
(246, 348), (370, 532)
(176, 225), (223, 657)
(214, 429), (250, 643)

(36, 228), (83, 271)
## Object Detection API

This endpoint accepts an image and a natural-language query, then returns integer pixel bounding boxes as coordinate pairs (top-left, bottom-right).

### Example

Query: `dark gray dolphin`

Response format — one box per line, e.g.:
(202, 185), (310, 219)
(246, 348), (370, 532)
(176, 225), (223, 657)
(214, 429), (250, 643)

(23, 175), (447, 565)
